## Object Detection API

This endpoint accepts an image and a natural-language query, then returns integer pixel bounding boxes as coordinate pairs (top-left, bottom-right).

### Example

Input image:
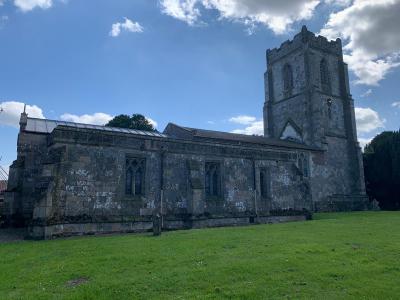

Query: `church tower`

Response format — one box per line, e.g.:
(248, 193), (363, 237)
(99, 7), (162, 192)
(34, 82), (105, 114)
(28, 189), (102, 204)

(263, 26), (367, 210)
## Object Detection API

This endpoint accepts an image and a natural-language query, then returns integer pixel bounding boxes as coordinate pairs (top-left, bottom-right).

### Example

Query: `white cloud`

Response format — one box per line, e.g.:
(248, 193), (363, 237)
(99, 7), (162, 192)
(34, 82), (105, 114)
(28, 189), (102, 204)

(159, 0), (320, 34)
(146, 117), (158, 128)
(0, 101), (45, 127)
(320, 0), (400, 85)
(229, 115), (256, 125)
(231, 121), (263, 135)
(160, 0), (201, 26)
(14, 0), (53, 12)
(355, 107), (385, 134)
(392, 101), (400, 108)
(360, 89), (372, 98)
(229, 114), (263, 135)
(60, 113), (113, 125)
(324, 0), (352, 6)
(110, 18), (144, 37)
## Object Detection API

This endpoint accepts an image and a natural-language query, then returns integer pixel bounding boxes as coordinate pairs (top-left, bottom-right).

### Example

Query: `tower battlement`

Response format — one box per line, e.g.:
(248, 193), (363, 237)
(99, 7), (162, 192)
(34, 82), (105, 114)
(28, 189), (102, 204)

(266, 26), (342, 64)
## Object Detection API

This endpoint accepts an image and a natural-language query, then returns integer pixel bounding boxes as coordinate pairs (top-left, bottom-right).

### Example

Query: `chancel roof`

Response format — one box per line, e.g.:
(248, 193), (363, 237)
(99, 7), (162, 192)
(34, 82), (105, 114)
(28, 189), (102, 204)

(164, 123), (317, 150)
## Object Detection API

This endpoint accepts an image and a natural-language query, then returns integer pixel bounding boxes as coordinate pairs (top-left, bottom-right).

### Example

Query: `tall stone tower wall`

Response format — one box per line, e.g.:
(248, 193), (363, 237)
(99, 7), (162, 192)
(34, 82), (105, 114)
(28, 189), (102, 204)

(263, 26), (368, 211)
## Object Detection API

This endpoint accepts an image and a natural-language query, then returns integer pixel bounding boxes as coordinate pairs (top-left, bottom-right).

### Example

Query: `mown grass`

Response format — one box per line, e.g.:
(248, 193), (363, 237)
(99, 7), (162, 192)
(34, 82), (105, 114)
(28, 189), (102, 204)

(0, 212), (400, 299)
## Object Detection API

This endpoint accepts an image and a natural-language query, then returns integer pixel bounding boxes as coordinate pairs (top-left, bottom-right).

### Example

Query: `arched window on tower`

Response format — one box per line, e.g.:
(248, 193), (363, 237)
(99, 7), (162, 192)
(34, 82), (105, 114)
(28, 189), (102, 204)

(320, 59), (330, 93)
(283, 64), (293, 96)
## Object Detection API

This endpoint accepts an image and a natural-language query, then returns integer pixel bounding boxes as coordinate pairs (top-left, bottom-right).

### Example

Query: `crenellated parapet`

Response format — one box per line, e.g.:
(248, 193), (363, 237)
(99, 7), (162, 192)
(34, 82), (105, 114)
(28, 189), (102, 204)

(267, 25), (342, 64)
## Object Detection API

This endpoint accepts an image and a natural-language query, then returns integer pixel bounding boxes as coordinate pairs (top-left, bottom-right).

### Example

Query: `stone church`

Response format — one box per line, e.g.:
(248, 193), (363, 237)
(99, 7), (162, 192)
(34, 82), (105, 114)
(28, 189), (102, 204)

(3, 26), (369, 239)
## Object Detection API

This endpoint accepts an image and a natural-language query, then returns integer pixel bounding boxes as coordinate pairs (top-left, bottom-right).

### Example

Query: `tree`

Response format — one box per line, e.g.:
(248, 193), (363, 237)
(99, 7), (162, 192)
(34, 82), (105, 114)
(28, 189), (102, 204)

(363, 131), (400, 210)
(106, 114), (156, 132)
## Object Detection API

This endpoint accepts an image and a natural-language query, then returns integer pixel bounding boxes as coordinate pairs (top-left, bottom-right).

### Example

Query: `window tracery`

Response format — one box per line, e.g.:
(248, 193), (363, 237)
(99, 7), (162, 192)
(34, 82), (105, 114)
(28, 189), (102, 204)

(298, 153), (309, 178)
(125, 157), (145, 195)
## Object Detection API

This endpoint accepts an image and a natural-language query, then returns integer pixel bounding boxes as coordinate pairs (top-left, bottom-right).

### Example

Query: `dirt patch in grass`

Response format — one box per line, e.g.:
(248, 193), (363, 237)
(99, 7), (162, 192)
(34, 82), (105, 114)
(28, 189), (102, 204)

(65, 277), (89, 288)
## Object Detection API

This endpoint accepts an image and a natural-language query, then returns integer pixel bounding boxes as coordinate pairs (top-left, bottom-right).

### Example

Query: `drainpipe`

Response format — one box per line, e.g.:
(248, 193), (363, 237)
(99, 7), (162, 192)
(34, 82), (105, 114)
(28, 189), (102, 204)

(252, 159), (258, 220)
(160, 149), (165, 228)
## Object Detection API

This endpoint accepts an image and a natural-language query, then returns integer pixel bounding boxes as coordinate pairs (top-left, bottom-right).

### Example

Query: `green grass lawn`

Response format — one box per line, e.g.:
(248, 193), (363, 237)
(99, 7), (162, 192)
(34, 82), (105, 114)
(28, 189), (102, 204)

(1, 212), (400, 299)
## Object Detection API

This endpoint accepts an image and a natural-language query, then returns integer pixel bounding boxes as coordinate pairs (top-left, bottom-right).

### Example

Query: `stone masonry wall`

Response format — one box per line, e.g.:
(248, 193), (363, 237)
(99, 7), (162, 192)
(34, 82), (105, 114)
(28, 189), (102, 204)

(10, 126), (313, 238)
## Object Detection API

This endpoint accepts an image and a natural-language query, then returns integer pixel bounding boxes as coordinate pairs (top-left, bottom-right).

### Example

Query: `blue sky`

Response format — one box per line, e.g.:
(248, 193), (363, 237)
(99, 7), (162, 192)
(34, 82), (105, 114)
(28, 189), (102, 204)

(0, 0), (399, 171)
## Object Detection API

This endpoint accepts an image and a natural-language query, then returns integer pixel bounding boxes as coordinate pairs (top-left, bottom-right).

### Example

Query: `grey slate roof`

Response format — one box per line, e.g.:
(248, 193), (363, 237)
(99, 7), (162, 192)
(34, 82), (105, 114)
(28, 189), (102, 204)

(164, 123), (317, 150)
(24, 118), (316, 151)
(25, 117), (168, 138)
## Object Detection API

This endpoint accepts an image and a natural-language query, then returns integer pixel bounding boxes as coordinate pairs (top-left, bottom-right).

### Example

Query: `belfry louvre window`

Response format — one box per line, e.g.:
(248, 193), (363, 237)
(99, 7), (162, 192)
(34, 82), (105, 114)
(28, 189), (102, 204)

(320, 59), (331, 92)
(283, 63), (293, 94)
(125, 157), (145, 195)
(205, 162), (221, 197)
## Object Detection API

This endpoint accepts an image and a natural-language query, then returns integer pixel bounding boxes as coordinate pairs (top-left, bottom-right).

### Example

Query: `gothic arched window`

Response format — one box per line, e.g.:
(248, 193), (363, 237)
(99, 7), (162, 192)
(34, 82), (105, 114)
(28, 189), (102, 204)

(298, 153), (309, 178)
(320, 59), (330, 92)
(283, 64), (293, 95)
(205, 162), (220, 197)
(125, 157), (145, 196)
